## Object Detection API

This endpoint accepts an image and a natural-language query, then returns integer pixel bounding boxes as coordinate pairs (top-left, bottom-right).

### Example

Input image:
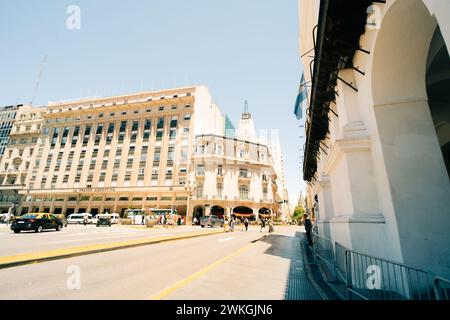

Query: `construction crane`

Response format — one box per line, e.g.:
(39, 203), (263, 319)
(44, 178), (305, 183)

(30, 54), (48, 105)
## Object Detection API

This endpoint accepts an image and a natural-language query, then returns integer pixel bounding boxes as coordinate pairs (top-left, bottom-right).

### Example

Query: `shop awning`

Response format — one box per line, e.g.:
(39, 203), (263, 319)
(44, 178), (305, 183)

(233, 213), (254, 218)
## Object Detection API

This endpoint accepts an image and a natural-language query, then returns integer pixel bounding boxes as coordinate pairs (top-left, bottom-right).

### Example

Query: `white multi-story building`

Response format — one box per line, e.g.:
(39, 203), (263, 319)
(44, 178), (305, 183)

(188, 109), (284, 222)
(4, 86), (288, 224)
(299, 0), (450, 278)
(0, 105), (21, 158)
(0, 105), (44, 215)
(17, 86), (225, 219)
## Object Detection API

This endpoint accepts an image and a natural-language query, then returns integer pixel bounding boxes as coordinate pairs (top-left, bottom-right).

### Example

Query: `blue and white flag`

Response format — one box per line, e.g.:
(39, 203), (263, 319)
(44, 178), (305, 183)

(294, 72), (308, 120)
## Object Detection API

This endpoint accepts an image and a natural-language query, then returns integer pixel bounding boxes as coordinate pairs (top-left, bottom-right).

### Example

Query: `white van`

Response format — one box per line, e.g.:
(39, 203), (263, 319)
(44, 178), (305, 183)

(67, 213), (93, 224)
(93, 213), (120, 224)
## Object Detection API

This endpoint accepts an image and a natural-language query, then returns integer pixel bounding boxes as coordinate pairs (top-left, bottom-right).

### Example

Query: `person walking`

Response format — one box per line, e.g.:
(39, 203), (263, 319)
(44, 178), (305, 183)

(268, 219), (275, 233)
(83, 214), (88, 226)
(303, 214), (313, 245)
(141, 214), (145, 225)
(260, 218), (266, 232)
(224, 217), (230, 233)
(193, 216), (198, 226)
(230, 217), (235, 232)
(244, 217), (249, 232)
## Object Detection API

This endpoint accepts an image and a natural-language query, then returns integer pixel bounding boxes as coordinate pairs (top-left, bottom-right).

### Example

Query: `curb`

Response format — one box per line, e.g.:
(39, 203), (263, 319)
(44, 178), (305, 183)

(299, 238), (330, 300)
(0, 229), (224, 270)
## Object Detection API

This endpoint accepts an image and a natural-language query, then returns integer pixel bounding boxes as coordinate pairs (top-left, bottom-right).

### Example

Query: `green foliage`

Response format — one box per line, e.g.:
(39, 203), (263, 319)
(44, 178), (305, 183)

(293, 205), (305, 220)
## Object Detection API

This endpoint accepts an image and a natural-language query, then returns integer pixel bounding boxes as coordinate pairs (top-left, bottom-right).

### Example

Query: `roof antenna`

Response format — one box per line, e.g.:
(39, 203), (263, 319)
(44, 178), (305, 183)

(31, 54), (48, 105)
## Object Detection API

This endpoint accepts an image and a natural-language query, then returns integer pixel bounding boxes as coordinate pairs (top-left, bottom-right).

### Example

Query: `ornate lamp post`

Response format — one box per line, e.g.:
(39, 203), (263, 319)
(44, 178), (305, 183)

(184, 179), (197, 225)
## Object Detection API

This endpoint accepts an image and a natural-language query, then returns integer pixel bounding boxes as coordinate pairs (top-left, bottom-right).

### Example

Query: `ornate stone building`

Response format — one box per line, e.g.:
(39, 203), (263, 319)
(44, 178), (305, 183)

(299, 0), (450, 278)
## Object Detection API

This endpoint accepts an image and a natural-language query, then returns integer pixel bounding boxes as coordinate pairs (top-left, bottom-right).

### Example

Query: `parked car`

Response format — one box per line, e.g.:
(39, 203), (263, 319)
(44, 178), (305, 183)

(92, 213), (120, 225)
(96, 215), (112, 227)
(67, 213), (93, 224)
(11, 213), (63, 233)
(200, 215), (224, 228)
(54, 214), (68, 227)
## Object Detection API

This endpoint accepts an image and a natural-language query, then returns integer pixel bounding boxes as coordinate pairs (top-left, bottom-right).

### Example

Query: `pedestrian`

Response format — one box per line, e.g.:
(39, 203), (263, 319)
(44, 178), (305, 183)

(193, 216), (198, 226)
(303, 214), (313, 245)
(244, 217), (249, 232)
(268, 219), (275, 233)
(83, 214), (88, 226)
(224, 217), (230, 233)
(141, 215), (145, 225)
(230, 217), (235, 232)
(260, 218), (266, 232)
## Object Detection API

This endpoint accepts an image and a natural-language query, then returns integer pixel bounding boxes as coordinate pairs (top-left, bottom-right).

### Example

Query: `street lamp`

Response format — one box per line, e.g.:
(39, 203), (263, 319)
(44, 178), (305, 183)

(184, 179), (196, 225)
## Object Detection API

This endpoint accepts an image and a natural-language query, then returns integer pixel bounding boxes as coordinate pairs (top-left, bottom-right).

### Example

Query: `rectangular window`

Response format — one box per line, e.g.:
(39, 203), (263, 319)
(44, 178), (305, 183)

(153, 147), (161, 163)
(120, 121), (127, 133)
(157, 117), (164, 129)
(132, 121), (139, 132)
(170, 116), (178, 128)
(144, 119), (151, 130)
(156, 130), (163, 141)
(169, 129), (177, 141)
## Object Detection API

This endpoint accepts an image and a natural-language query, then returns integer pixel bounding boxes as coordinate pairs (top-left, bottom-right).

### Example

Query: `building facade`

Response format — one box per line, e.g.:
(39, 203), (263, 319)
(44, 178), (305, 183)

(0, 105), (21, 158)
(17, 86), (226, 218)
(0, 105), (44, 214)
(189, 133), (281, 222)
(299, 0), (450, 278)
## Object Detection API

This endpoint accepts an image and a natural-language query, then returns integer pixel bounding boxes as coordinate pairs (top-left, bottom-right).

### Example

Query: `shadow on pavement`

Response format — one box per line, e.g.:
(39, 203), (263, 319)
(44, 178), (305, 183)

(258, 231), (323, 300)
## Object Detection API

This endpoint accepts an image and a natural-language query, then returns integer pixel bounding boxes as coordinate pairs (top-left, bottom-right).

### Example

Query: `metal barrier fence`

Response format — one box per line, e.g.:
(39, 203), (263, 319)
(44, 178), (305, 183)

(433, 276), (450, 300)
(345, 250), (435, 300)
(311, 233), (335, 279)
(310, 232), (450, 300)
(334, 242), (347, 283)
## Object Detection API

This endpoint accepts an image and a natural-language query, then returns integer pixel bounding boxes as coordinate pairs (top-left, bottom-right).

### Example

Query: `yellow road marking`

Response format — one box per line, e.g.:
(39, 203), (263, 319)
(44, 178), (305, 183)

(0, 229), (224, 268)
(149, 241), (256, 300)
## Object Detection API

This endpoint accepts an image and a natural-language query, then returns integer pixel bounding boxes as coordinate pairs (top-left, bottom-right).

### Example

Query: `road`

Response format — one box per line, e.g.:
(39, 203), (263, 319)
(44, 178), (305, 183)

(0, 224), (202, 257)
(0, 225), (321, 300)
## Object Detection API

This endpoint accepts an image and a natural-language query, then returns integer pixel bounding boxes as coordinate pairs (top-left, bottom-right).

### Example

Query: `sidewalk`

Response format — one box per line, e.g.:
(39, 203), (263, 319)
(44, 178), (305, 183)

(160, 227), (324, 300)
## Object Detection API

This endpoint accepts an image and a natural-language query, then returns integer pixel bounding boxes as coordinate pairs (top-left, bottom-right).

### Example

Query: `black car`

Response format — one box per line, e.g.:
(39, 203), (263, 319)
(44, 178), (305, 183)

(11, 213), (63, 233)
(96, 215), (112, 227)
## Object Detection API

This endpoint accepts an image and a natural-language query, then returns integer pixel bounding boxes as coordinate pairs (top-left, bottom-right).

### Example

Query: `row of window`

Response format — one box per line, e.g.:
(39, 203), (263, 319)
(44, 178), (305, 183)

(27, 195), (188, 202)
(194, 184), (269, 201)
(47, 105), (192, 122)
(195, 165), (270, 180)
(195, 143), (267, 162)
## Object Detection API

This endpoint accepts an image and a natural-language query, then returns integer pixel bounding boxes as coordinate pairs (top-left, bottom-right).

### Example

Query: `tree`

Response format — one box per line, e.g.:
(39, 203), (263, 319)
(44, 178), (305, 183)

(293, 205), (305, 221)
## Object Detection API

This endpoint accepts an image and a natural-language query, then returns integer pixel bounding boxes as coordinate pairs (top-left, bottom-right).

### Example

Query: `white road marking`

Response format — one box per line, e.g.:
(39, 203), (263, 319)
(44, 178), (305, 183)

(218, 237), (234, 242)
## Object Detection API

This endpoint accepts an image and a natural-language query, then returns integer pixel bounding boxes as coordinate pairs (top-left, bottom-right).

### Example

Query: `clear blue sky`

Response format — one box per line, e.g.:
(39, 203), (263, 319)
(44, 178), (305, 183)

(0, 0), (305, 206)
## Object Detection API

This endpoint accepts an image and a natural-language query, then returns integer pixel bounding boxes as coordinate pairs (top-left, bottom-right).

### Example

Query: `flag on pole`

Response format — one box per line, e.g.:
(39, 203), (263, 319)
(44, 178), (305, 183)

(294, 72), (308, 120)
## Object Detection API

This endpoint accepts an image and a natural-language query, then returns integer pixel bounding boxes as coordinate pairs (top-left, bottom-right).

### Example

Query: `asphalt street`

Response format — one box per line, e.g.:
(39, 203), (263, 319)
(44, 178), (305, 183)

(0, 224), (203, 257)
(0, 225), (319, 300)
